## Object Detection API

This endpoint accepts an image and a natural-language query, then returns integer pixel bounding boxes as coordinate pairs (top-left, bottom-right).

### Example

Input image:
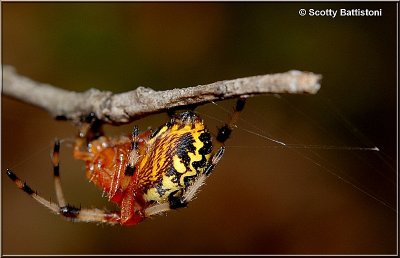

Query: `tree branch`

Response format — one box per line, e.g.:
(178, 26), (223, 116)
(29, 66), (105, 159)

(3, 65), (321, 124)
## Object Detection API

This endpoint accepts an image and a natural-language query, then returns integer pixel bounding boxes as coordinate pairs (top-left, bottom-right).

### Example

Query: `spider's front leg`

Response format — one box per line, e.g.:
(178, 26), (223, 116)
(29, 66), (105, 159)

(73, 112), (104, 160)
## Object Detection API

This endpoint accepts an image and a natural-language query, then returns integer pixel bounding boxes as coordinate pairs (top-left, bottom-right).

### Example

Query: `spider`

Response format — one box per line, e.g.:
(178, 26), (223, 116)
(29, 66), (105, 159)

(6, 97), (246, 226)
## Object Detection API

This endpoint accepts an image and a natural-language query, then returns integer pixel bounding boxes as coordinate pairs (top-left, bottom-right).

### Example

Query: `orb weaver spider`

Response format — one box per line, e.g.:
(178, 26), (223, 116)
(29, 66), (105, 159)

(6, 98), (246, 226)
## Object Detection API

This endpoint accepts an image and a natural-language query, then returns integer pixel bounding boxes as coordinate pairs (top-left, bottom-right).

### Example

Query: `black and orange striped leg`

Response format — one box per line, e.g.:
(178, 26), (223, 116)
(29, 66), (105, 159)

(73, 112), (104, 160)
(125, 125), (140, 176)
(203, 97), (246, 178)
(216, 97), (246, 144)
(82, 112), (104, 142)
(6, 169), (122, 224)
(52, 139), (66, 207)
(8, 143), (122, 226)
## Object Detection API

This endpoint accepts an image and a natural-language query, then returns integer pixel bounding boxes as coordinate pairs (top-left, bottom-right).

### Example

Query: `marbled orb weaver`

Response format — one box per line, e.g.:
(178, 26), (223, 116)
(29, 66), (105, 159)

(7, 98), (246, 226)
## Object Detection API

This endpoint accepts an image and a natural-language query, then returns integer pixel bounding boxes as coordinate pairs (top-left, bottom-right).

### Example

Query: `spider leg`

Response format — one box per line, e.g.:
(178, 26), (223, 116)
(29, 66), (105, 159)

(6, 169), (121, 225)
(73, 112), (104, 160)
(199, 97), (246, 178)
(215, 97), (247, 144)
(82, 112), (104, 142)
(125, 125), (140, 176)
(108, 147), (128, 200)
(52, 139), (66, 207)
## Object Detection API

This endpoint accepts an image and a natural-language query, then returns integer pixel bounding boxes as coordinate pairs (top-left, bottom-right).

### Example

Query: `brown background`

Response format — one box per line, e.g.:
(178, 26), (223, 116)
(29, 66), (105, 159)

(2, 2), (397, 255)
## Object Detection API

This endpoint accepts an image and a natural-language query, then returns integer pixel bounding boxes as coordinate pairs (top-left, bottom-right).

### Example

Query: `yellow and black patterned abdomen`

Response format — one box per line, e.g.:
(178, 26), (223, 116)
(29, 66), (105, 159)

(139, 111), (212, 204)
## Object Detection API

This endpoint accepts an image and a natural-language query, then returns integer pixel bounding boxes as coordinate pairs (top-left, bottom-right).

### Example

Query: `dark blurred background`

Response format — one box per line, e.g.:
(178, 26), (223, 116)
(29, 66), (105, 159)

(2, 2), (397, 255)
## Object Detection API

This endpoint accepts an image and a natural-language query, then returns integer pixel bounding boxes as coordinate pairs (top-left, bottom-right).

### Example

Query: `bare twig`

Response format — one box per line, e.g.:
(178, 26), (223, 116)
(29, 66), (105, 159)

(3, 65), (321, 124)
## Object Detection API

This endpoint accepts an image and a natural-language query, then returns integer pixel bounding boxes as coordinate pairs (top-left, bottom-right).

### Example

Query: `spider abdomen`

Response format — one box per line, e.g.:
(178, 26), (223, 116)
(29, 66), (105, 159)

(139, 114), (213, 204)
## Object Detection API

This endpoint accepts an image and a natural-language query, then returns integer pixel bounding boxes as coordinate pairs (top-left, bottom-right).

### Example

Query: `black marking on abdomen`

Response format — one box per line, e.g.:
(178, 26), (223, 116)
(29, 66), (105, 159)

(176, 133), (196, 169)
(166, 167), (180, 183)
(193, 131), (212, 172)
(198, 132), (212, 155)
(155, 181), (168, 197)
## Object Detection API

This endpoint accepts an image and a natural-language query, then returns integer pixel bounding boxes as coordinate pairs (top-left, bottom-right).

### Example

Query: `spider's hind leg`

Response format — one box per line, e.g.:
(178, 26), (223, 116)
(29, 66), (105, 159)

(52, 139), (66, 207)
(6, 169), (123, 225)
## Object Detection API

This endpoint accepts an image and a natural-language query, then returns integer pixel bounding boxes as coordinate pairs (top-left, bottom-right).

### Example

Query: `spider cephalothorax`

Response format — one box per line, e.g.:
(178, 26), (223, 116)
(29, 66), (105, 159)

(7, 98), (246, 226)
